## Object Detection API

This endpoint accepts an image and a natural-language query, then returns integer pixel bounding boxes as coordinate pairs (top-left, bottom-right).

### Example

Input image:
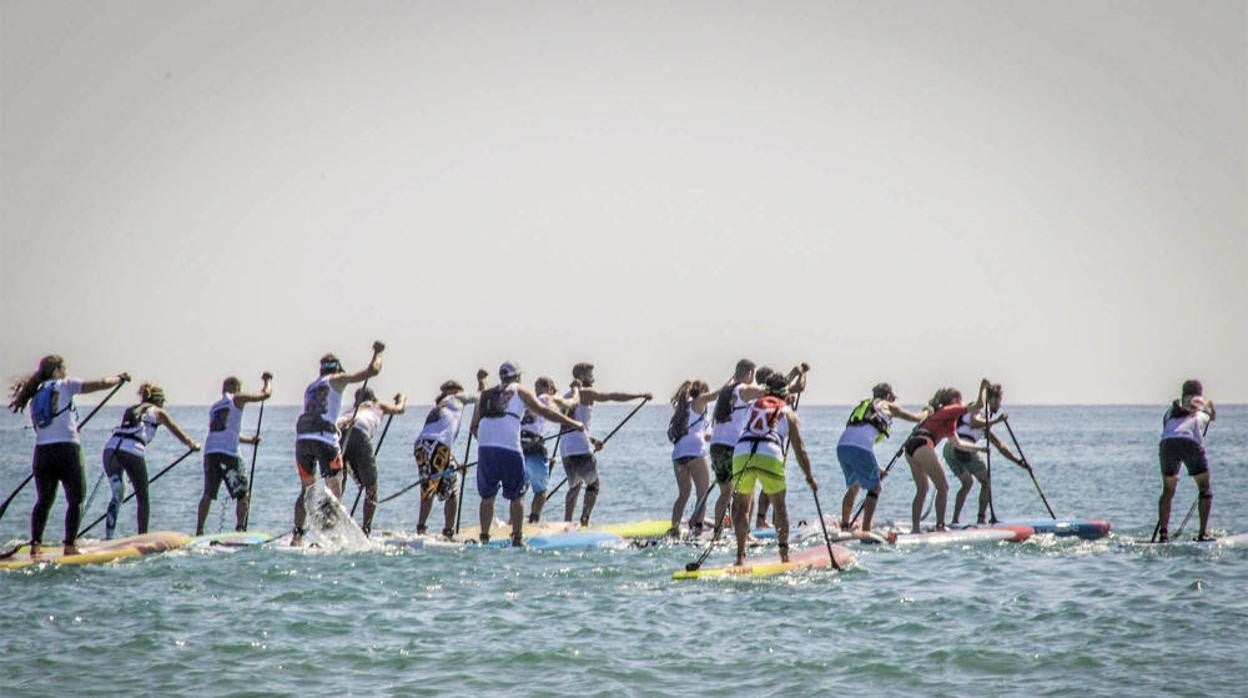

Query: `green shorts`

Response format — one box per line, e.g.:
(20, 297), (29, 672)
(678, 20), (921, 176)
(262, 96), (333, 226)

(710, 444), (735, 484)
(731, 453), (786, 495)
(943, 440), (986, 478)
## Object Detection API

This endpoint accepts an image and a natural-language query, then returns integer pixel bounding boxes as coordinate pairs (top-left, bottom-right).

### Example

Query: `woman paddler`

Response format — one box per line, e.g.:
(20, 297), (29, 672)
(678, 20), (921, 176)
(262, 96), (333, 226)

(338, 387), (406, 536)
(101, 382), (200, 539)
(7, 355), (129, 557)
(944, 382), (1026, 525)
(902, 380), (990, 534)
(666, 379), (716, 537)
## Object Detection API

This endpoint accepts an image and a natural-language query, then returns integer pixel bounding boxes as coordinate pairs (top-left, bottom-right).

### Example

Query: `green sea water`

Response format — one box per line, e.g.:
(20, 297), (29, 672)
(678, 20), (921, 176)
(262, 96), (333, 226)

(2, 405), (1245, 696)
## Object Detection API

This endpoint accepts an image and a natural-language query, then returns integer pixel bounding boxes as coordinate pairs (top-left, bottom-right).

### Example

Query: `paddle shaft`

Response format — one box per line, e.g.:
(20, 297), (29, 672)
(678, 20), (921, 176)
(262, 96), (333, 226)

(810, 488), (841, 571)
(240, 400), (267, 531)
(985, 409), (998, 524)
(0, 378), (127, 522)
(1001, 416), (1056, 519)
(546, 397), (650, 499)
(79, 448), (196, 536)
(453, 432), (474, 534)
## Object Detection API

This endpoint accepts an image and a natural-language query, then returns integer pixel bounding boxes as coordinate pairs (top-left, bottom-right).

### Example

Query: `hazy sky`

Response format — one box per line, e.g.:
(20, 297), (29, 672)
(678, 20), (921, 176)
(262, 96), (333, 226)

(2, 1), (1244, 405)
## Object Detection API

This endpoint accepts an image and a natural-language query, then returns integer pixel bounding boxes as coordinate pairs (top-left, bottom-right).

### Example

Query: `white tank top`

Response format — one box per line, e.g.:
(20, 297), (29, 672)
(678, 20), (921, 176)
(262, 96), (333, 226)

(105, 404), (160, 457)
(417, 397), (465, 449)
(520, 395), (550, 438)
(476, 385), (528, 453)
(732, 397), (789, 461)
(671, 406), (710, 460)
(559, 394), (593, 456)
(297, 376), (342, 446)
(710, 384), (750, 446)
(204, 393), (244, 456)
(32, 378), (83, 446)
(955, 407), (1001, 445)
(1162, 403), (1209, 445)
(351, 403), (384, 440)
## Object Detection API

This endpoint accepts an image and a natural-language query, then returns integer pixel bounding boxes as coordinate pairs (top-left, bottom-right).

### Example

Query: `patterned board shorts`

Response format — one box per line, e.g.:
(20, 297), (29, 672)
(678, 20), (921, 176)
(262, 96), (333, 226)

(414, 439), (456, 501)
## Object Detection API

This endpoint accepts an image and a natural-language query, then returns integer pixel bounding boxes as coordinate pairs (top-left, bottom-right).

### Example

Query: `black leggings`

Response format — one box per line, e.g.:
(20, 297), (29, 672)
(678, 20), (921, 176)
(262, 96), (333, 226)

(31, 442), (87, 546)
(104, 449), (150, 537)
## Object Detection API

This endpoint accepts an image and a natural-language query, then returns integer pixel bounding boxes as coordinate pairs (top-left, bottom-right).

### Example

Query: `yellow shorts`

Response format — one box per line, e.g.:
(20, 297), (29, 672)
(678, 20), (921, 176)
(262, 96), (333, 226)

(731, 454), (786, 495)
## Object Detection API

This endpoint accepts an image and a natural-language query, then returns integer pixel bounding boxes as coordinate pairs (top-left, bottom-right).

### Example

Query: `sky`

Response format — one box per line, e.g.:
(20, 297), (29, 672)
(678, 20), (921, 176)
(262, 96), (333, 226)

(2, 1), (1245, 405)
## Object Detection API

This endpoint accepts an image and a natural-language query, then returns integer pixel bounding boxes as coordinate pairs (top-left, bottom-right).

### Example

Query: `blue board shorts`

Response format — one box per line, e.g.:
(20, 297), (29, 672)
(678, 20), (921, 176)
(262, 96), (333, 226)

(477, 446), (527, 501)
(523, 452), (551, 494)
(837, 444), (881, 490)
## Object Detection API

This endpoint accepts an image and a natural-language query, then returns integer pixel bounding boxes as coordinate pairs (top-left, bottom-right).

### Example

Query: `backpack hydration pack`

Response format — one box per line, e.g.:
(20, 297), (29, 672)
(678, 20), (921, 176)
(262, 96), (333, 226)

(31, 381), (69, 429)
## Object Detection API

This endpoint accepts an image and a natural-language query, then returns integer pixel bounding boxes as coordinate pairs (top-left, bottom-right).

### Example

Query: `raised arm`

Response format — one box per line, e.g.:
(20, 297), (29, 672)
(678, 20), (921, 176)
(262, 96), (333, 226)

(379, 393), (407, 415)
(153, 407), (201, 451)
(82, 373), (129, 393)
(334, 341), (385, 388)
(691, 390), (718, 412)
(235, 372), (274, 406)
(738, 384), (766, 402)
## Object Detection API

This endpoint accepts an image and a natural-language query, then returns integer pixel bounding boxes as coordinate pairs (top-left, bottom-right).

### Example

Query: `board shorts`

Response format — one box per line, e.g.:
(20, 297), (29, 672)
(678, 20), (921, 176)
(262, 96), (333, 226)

(562, 453), (599, 490)
(478, 446), (527, 501)
(295, 438), (342, 480)
(523, 453), (551, 494)
(709, 444), (734, 484)
(203, 452), (248, 500)
(1159, 438), (1208, 477)
(837, 444), (881, 490)
(942, 440), (986, 478)
(341, 430), (377, 488)
(414, 439), (456, 500)
(731, 453), (786, 496)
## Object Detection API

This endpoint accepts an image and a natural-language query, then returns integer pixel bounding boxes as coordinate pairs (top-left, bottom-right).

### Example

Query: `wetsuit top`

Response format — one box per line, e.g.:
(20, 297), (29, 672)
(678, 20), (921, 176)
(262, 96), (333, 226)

(104, 403), (160, 456)
(1161, 401), (1210, 446)
(476, 383), (527, 454)
(520, 395), (550, 440)
(32, 378), (83, 446)
(839, 398), (892, 450)
(671, 405), (710, 460)
(560, 393), (594, 457)
(732, 396), (790, 462)
(417, 396), (465, 449)
(918, 404), (969, 444)
(350, 403), (383, 440)
(296, 376), (343, 446)
(204, 393), (244, 456)
(710, 384), (751, 447)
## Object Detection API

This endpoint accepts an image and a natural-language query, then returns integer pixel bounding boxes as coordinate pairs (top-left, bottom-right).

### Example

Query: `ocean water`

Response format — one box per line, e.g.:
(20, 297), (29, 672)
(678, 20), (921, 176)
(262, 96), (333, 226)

(1, 404), (1245, 696)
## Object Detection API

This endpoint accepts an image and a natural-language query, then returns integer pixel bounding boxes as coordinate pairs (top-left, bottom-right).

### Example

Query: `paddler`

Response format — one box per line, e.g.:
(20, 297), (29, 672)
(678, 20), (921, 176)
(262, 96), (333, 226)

(666, 379), (716, 537)
(7, 355), (129, 557)
(944, 382), (1027, 525)
(708, 359), (764, 538)
(1156, 379), (1216, 542)
(520, 376), (579, 524)
(101, 382), (200, 539)
(413, 370), (487, 538)
(338, 387), (406, 536)
(196, 373), (272, 535)
(559, 362), (651, 527)
(470, 362), (583, 546)
(291, 341), (384, 547)
(730, 369), (818, 565)
(836, 382), (927, 532)
(750, 363), (808, 530)
(902, 380), (990, 534)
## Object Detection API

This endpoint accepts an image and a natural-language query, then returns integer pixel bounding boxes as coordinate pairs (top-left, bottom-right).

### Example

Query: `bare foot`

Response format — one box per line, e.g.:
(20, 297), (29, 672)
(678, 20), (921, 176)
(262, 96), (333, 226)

(62, 544), (82, 556)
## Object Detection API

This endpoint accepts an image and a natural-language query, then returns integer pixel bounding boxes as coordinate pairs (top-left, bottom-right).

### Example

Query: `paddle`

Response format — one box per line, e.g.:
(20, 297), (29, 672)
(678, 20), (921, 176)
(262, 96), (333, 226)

(239, 398), (267, 531)
(985, 407), (998, 524)
(810, 485), (842, 571)
(350, 409), (395, 517)
(79, 447), (196, 536)
(545, 397), (650, 499)
(0, 377), (128, 523)
(1000, 416), (1056, 519)
(453, 432), (475, 535)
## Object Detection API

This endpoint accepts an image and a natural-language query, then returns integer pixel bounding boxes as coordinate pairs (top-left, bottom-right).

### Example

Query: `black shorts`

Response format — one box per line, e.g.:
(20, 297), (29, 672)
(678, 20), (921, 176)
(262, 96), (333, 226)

(520, 433), (547, 458)
(295, 439), (342, 479)
(710, 444), (734, 484)
(203, 452), (249, 500)
(342, 431), (377, 488)
(1160, 438), (1208, 477)
(904, 433), (935, 457)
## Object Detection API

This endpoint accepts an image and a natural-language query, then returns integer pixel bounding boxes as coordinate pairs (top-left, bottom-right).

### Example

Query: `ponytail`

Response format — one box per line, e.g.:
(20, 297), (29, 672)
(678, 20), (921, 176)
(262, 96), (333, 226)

(8, 354), (63, 413)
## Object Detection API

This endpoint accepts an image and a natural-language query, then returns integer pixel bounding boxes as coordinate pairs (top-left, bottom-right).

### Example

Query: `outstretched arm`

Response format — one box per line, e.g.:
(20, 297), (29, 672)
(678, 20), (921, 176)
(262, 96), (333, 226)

(787, 411), (817, 491)
(154, 407), (201, 451)
(988, 432), (1025, 467)
(580, 388), (652, 403)
(885, 401), (927, 423)
(691, 391), (718, 412)
(82, 373), (129, 393)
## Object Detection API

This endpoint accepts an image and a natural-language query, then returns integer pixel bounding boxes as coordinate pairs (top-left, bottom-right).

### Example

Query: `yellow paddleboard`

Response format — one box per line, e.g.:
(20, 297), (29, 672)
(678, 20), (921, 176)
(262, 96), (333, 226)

(0, 531), (191, 570)
(672, 544), (854, 580)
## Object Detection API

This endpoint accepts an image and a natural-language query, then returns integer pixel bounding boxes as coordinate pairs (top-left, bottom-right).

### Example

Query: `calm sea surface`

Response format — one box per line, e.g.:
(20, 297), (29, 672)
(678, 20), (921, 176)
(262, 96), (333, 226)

(2, 404), (1245, 696)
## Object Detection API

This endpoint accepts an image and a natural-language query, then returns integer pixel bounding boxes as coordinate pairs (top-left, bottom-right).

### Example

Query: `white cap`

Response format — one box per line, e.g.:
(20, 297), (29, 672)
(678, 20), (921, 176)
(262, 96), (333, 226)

(499, 361), (521, 380)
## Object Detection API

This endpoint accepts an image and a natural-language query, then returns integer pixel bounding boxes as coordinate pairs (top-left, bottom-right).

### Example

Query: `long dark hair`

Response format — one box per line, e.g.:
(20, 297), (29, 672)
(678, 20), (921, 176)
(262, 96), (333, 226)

(928, 387), (963, 411)
(669, 380), (709, 443)
(9, 354), (63, 413)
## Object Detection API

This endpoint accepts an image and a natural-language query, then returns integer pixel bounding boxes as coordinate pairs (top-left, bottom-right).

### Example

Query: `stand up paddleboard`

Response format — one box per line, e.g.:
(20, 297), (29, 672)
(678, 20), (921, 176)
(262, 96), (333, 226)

(672, 544), (855, 580)
(188, 531), (276, 551)
(1, 531), (190, 570)
(880, 525), (1033, 547)
(990, 519), (1111, 540)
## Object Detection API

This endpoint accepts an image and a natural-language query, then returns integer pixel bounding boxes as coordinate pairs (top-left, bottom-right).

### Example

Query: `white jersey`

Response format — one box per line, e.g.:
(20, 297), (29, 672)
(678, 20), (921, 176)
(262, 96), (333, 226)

(710, 384), (751, 447)
(417, 397), (466, 449)
(350, 403), (384, 441)
(297, 376), (343, 446)
(520, 394), (551, 439)
(559, 395), (593, 457)
(204, 393), (245, 456)
(32, 378), (84, 446)
(104, 404), (160, 457)
(1161, 402), (1210, 445)
(476, 384), (527, 453)
(732, 397), (789, 462)
(671, 406), (710, 460)
(954, 407), (1001, 446)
